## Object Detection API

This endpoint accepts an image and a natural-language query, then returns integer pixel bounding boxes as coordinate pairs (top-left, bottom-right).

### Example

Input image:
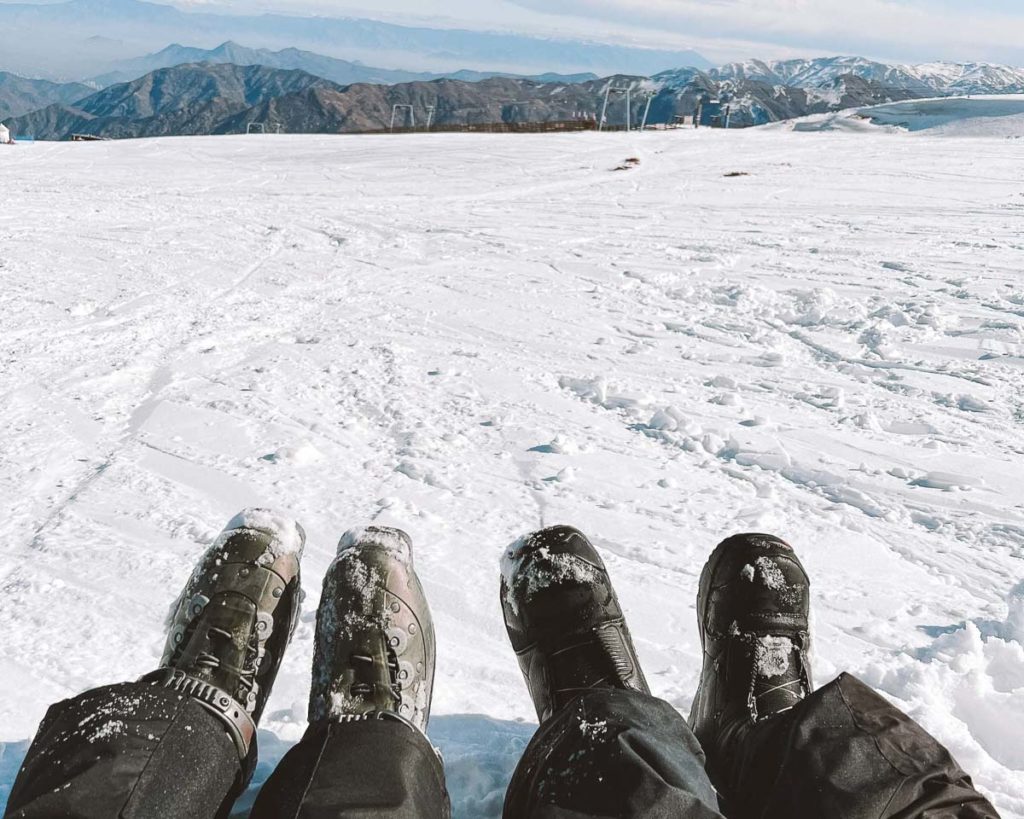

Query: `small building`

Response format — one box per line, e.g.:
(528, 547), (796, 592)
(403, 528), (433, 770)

(0, 123), (11, 144)
(695, 95), (731, 129)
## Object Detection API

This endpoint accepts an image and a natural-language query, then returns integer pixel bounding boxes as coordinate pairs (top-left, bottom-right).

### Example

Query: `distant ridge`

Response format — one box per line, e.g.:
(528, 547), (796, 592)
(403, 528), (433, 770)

(0, 71), (92, 119)
(90, 41), (601, 88)
(8, 63), (337, 140)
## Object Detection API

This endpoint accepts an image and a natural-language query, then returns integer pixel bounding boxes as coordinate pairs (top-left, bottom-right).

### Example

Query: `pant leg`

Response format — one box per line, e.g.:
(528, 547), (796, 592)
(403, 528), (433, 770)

(504, 688), (725, 819)
(4, 681), (242, 819)
(719, 673), (1001, 819)
(250, 716), (450, 819)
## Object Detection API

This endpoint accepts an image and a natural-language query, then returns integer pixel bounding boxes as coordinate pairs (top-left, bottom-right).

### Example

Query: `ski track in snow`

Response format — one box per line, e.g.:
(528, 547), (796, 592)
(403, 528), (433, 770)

(0, 130), (1022, 816)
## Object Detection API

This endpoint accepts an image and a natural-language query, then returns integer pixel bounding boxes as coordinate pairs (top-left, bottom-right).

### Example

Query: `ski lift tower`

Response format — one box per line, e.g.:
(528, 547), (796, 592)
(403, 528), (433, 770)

(390, 104), (415, 132)
(639, 92), (654, 130)
(599, 83), (632, 131)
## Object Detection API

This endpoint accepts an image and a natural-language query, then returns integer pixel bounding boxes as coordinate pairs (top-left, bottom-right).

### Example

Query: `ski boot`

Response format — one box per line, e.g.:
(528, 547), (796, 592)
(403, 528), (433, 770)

(308, 526), (435, 733)
(142, 509), (305, 763)
(500, 525), (649, 722)
(688, 533), (812, 784)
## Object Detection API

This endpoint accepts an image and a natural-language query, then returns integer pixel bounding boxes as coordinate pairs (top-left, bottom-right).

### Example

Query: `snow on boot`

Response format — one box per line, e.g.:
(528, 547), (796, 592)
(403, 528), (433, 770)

(145, 509), (305, 761)
(501, 525), (649, 723)
(688, 533), (812, 772)
(308, 526), (436, 733)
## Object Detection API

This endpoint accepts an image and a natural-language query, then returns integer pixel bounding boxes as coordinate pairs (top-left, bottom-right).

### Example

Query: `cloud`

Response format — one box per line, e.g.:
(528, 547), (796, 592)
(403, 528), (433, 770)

(117, 0), (1024, 65)
(504, 0), (1024, 63)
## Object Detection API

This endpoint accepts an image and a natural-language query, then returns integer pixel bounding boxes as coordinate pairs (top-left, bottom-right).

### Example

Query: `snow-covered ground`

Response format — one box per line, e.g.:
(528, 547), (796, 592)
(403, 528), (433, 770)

(782, 94), (1024, 137)
(1, 128), (1022, 816)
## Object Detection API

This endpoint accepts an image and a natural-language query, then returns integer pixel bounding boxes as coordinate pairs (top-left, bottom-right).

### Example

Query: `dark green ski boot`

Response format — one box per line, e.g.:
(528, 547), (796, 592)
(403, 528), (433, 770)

(143, 509), (305, 762)
(308, 526), (436, 733)
(500, 525), (649, 722)
(688, 533), (812, 780)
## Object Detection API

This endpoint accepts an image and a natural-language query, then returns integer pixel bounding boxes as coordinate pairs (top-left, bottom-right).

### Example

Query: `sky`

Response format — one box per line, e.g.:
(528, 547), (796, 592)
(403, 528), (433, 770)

(170, 0), (1024, 65)
(3, 0), (1023, 66)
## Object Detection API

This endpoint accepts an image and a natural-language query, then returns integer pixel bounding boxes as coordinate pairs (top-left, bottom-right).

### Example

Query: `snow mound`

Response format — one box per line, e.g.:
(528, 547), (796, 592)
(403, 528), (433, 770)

(786, 110), (897, 134)
(261, 441), (324, 466)
(857, 588), (1024, 814)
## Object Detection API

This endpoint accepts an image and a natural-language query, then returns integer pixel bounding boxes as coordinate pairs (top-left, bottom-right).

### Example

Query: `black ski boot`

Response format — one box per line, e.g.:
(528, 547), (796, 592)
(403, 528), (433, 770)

(144, 509), (305, 764)
(308, 526), (436, 733)
(688, 533), (812, 788)
(501, 525), (649, 722)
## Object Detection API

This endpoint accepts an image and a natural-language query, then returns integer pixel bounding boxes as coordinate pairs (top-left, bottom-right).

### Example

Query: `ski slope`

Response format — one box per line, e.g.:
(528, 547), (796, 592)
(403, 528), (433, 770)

(782, 94), (1024, 137)
(0, 128), (1022, 816)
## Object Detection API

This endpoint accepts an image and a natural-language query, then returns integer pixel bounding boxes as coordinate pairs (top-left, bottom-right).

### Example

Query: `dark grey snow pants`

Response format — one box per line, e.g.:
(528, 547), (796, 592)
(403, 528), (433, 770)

(4, 674), (999, 819)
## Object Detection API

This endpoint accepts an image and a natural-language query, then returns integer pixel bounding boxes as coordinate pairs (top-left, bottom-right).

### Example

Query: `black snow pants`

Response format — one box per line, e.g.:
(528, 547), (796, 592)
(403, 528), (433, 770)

(4, 673), (999, 819)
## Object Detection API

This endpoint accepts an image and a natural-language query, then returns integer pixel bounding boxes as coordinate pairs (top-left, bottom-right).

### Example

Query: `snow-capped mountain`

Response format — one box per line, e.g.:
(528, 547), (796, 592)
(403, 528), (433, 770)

(647, 57), (1024, 127)
(670, 57), (1024, 97)
(646, 67), (922, 128)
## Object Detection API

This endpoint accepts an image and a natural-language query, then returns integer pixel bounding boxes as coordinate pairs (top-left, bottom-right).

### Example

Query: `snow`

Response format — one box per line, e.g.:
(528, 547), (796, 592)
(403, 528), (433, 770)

(337, 525), (413, 565)
(0, 128), (1022, 817)
(680, 58), (1024, 97)
(781, 95), (1024, 137)
(753, 556), (787, 591)
(860, 96), (1024, 136)
(222, 507), (306, 557)
(500, 527), (603, 616)
(753, 636), (793, 678)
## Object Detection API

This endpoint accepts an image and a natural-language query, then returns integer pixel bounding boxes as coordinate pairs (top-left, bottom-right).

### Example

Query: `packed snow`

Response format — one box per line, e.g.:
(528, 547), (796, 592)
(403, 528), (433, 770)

(0, 126), (1022, 816)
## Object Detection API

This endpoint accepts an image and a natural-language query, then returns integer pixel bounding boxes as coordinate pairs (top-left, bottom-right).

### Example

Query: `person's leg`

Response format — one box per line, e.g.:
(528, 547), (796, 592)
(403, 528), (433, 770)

(251, 526), (450, 819)
(690, 533), (1000, 819)
(4, 681), (240, 819)
(4, 509), (305, 819)
(500, 526), (724, 819)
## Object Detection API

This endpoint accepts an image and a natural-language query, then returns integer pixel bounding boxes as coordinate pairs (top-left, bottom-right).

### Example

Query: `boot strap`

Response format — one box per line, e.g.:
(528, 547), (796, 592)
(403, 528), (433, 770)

(141, 668), (256, 760)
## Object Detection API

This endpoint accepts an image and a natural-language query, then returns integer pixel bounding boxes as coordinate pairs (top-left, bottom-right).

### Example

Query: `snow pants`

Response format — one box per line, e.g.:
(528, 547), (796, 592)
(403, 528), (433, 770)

(4, 673), (999, 819)
(503, 676), (998, 819)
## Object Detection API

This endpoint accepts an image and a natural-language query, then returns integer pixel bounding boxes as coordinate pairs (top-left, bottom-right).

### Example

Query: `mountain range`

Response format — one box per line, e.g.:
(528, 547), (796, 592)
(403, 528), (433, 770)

(90, 42), (599, 88)
(0, 0), (710, 80)
(6, 64), (617, 140)
(8, 63), (335, 140)
(4, 54), (1024, 141)
(655, 57), (1024, 97)
(0, 71), (92, 120)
